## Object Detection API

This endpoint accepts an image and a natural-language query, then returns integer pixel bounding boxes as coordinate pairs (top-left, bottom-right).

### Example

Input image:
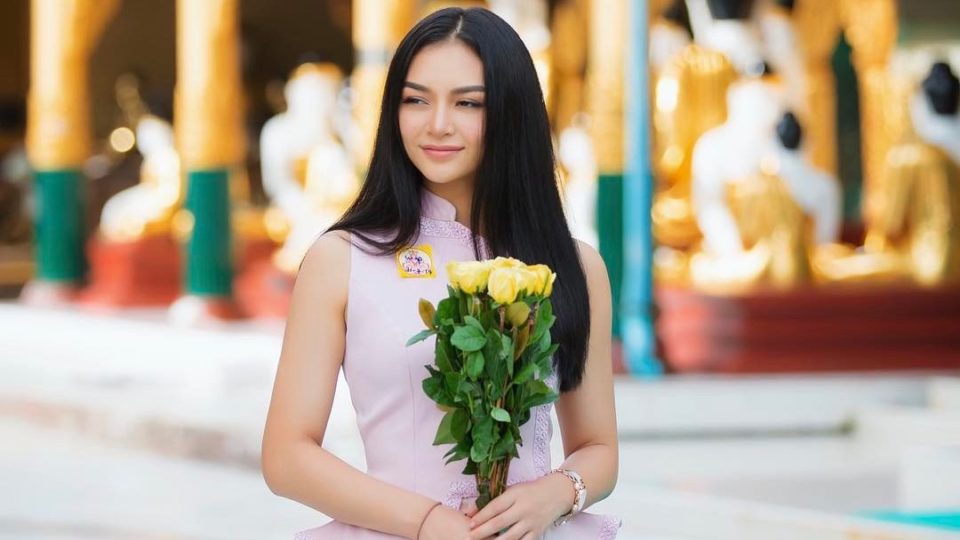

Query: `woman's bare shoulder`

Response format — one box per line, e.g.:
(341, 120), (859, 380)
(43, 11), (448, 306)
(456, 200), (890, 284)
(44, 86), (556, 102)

(294, 230), (353, 306)
(574, 239), (608, 282)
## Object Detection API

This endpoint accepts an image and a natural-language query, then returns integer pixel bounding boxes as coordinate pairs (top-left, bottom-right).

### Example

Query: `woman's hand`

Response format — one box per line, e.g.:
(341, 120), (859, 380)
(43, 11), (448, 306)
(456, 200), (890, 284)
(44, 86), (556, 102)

(465, 474), (575, 539)
(418, 502), (493, 540)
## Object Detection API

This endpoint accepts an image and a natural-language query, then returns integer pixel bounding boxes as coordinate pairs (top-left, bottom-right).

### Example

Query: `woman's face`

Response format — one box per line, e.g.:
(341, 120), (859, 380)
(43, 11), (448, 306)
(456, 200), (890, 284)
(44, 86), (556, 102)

(399, 39), (486, 189)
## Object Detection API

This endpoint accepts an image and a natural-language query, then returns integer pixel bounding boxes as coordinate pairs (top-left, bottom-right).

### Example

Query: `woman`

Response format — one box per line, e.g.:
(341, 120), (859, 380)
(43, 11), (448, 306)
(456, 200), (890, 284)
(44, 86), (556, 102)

(262, 7), (622, 539)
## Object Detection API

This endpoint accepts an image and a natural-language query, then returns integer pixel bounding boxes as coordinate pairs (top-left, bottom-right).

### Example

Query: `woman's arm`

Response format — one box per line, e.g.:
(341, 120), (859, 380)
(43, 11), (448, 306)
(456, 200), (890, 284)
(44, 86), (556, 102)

(549, 239), (620, 510)
(261, 232), (438, 538)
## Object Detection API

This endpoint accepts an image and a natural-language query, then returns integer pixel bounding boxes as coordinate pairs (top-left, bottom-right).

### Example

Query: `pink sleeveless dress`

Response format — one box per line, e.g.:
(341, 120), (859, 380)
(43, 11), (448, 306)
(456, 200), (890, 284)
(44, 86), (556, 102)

(294, 187), (622, 539)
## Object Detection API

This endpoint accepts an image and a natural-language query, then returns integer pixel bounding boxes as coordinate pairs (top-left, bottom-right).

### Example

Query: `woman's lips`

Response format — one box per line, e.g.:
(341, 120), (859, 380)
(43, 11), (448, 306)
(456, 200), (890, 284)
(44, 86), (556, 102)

(421, 145), (463, 160)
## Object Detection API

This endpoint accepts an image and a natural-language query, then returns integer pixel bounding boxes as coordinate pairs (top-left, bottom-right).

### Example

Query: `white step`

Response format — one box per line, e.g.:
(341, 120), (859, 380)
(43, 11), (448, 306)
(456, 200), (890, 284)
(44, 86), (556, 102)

(930, 377), (960, 411)
(615, 371), (941, 437)
(855, 405), (960, 452)
(900, 445), (960, 510)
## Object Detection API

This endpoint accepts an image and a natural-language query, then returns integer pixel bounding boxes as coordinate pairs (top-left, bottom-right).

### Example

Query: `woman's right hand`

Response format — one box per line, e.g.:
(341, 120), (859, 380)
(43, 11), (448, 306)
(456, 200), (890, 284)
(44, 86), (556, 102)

(418, 503), (492, 540)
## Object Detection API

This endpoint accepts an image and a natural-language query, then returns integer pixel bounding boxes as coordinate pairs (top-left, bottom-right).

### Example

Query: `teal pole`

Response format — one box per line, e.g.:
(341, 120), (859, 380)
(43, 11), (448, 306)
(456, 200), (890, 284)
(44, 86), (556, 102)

(34, 169), (88, 282)
(623, 0), (663, 376)
(183, 169), (234, 296)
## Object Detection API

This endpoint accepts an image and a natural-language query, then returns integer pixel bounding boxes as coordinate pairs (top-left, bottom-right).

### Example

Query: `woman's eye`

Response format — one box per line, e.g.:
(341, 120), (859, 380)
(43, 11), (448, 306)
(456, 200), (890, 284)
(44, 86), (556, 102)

(458, 100), (483, 108)
(402, 96), (426, 105)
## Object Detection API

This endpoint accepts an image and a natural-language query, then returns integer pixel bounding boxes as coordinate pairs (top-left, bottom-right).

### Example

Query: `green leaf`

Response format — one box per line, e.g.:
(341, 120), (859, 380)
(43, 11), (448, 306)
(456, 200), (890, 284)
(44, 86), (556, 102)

(406, 329), (435, 347)
(491, 430), (515, 460)
(464, 315), (485, 332)
(436, 297), (459, 328)
(433, 410), (457, 445)
(470, 415), (494, 462)
(499, 334), (513, 360)
(452, 408), (470, 440)
(444, 438), (471, 464)
(422, 370), (455, 406)
(512, 360), (537, 385)
(466, 351), (485, 380)
(531, 300), (555, 343)
(522, 379), (559, 409)
(435, 339), (452, 372)
(444, 372), (462, 397)
(490, 407), (511, 423)
(451, 325), (486, 352)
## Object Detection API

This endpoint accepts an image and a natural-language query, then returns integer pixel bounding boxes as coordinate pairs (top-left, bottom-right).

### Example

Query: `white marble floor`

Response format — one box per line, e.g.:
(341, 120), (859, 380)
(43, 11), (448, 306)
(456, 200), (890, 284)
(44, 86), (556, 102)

(2, 302), (959, 540)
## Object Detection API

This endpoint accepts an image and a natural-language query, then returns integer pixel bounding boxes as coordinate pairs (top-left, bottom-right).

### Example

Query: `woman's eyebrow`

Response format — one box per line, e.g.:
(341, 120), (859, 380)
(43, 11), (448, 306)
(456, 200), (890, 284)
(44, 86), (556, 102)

(404, 81), (485, 94)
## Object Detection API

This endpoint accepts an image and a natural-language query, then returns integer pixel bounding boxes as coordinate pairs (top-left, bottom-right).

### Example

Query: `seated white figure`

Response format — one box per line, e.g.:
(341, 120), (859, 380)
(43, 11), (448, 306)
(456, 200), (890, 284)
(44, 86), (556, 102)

(690, 0), (767, 76)
(100, 115), (181, 242)
(910, 61), (960, 164)
(691, 73), (783, 257)
(773, 111), (842, 245)
(650, 0), (692, 73)
(557, 113), (599, 249)
(260, 62), (358, 273)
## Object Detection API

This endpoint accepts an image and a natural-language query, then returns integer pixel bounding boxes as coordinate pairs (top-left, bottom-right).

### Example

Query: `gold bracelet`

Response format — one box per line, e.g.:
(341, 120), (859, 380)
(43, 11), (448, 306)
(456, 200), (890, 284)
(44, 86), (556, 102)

(416, 501), (442, 539)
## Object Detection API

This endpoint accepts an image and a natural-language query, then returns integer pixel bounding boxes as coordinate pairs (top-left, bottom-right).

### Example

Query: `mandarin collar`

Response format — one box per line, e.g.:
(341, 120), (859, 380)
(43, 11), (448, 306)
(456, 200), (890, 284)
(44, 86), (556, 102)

(419, 186), (459, 222)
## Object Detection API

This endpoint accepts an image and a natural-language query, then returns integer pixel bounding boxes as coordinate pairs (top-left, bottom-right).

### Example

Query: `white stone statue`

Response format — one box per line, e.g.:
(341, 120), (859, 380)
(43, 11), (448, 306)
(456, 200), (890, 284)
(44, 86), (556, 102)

(650, 0), (693, 73)
(691, 77), (783, 256)
(772, 112), (842, 245)
(557, 113), (599, 249)
(910, 62), (960, 164)
(488, 0), (552, 99)
(99, 115), (181, 242)
(687, 0), (766, 76)
(260, 62), (358, 273)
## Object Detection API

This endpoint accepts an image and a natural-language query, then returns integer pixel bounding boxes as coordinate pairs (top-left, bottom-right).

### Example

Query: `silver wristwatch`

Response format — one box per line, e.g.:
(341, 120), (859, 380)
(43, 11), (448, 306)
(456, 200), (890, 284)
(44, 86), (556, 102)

(550, 467), (586, 526)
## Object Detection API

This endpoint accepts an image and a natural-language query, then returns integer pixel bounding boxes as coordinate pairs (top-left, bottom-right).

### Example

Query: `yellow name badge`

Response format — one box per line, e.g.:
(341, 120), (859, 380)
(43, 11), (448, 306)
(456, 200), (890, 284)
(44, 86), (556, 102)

(396, 244), (436, 278)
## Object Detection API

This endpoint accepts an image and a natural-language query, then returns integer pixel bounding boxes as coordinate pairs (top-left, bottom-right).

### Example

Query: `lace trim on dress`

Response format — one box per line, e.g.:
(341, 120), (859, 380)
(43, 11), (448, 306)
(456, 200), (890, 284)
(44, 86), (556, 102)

(419, 217), (490, 257)
(599, 515), (623, 539)
(533, 370), (559, 477)
(442, 475), (533, 509)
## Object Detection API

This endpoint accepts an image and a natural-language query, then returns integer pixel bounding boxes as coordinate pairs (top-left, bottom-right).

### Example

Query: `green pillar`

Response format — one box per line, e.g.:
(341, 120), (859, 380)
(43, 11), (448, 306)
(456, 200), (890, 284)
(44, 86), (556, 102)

(33, 169), (87, 282)
(183, 169), (234, 296)
(597, 173), (624, 338)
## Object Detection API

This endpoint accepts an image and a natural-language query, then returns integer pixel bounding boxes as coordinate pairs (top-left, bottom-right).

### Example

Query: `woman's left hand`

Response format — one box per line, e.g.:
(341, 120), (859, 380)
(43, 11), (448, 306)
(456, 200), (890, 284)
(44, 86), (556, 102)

(464, 473), (574, 539)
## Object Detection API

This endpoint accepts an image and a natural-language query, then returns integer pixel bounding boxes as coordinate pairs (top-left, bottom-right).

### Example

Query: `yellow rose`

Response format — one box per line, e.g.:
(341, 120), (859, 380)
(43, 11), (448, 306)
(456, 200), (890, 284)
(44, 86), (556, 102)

(490, 256), (523, 269)
(542, 271), (556, 296)
(446, 261), (492, 294)
(487, 267), (520, 304)
(516, 267), (540, 296)
(528, 264), (557, 296)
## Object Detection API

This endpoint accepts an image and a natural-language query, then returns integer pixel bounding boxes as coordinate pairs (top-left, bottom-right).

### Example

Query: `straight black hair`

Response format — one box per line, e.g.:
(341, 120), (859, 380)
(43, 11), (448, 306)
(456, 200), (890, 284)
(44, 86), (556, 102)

(327, 7), (590, 393)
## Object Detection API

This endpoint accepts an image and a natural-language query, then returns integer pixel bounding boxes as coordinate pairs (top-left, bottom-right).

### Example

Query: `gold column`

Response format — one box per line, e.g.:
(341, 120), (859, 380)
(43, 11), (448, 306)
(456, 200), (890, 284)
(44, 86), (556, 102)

(586, 0), (626, 174)
(840, 0), (898, 193)
(352, 0), (416, 167)
(549, 0), (589, 132)
(175, 0), (246, 171)
(27, 0), (120, 169)
(791, 0), (842, 174)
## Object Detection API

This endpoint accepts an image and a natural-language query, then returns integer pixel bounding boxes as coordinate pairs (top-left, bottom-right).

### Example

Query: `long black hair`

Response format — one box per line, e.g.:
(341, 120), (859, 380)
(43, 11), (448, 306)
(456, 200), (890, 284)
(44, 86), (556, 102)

(327, 7), (591, 394)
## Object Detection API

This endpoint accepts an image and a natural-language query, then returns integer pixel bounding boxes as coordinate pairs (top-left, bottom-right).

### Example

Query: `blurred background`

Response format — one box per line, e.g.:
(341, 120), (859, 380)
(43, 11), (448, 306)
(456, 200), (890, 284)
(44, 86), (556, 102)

(1, 0), (959, 538)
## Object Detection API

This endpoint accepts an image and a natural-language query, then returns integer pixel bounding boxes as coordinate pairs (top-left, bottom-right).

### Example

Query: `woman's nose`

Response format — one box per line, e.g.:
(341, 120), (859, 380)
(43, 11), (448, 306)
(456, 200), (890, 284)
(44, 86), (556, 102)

(428, 105), (452, 135)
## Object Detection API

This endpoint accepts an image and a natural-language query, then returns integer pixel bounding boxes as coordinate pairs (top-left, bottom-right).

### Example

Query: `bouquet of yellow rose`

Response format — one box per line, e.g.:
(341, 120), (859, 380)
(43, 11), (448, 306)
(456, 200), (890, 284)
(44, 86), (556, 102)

(406, 257), (560, 510)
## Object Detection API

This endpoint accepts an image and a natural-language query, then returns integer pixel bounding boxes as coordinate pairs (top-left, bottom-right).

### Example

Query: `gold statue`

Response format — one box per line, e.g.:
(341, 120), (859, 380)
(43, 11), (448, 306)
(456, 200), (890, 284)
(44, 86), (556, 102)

(860, 63), (960, 286)
(651, 44), (736, 249)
